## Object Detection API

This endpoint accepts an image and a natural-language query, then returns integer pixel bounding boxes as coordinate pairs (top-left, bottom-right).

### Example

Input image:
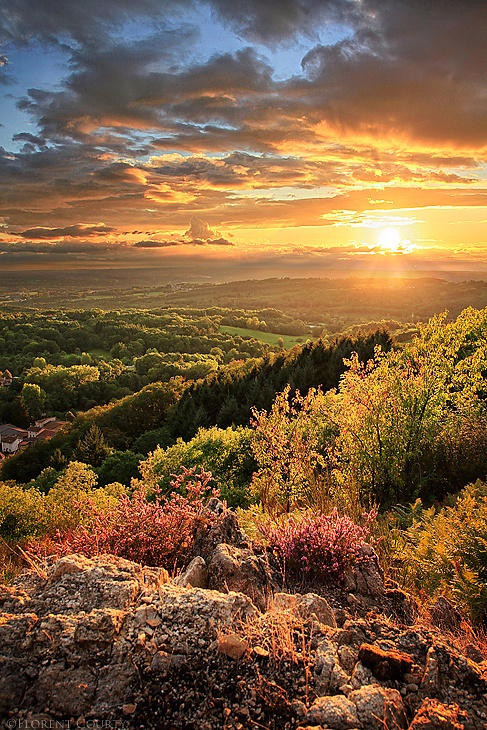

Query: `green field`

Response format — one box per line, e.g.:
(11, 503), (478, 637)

(220, 325), (313, 348)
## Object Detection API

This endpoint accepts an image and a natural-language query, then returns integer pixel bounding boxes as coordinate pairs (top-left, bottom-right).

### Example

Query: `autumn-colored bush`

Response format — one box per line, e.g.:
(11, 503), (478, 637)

(394, 481), (487, 624)
(259, 508), (376, 583)
(36, 466), (219, 571)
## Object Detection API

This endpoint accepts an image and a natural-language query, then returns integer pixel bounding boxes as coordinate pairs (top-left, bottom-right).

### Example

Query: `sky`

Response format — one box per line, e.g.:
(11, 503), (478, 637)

(1, 0), (487, 276)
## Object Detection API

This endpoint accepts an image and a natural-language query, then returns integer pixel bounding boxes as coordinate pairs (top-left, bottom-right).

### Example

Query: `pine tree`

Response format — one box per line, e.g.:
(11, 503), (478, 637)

(74, 424), (113, 467)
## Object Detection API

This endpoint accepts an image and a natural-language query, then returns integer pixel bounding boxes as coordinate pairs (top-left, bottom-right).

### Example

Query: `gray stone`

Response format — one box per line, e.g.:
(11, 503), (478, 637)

(304, 695), (359, 729)
(350, 685), (407, 730)
(174, 556), (208, 589)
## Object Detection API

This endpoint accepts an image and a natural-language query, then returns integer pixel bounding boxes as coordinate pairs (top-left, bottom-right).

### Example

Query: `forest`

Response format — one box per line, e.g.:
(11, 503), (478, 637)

(1, 290), (487, 634)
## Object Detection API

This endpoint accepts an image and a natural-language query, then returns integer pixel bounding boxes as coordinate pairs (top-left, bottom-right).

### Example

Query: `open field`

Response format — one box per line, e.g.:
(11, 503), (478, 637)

(219, 325), (313, 347)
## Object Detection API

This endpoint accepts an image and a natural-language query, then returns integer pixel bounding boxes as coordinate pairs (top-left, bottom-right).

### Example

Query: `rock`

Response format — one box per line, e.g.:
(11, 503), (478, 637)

(343, 544), (385, 597)
(409, 698), (469, 729)
(174, 556), (208, 589)
(304, 694), (359, 729)
(1, 544), (487, 728)
(48, 553), (93, 581)
(430, 596), (462, 631)
(192, 510), (249, 563)
(298, 593), (337, 628)
(272, 591), (337, 628)
(150, 650), (186, 672)
(349, 685), (407, 730)
(358, 642), (414, 680)
(207, 542), (280, 611)
(385, 587), (419, 624)
(217, 633), (249, 660)
(421, 646), (442, 695)
(314, 639), (350, 695)
(464, 643), (484, 664)
(350, 660), (378, 689)
(35, 663), (97, 716)
(0, 554), (258, 718)
(41, 553), (168, 614)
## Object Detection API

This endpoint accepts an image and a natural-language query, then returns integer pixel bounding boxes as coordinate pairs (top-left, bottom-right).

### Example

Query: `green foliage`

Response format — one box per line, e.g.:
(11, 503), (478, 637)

(97, 450), (143, 488)
(139, 426), (256, 507)
(20, 382), (46, 420)
(74, 424), (113, 467)
(167, 331), (392, 441)
(250, 386), (337, 516)
(397, 482), (487, 624)
(0, 462), (125, 544)
(27, 467), (60, 494)
(333, 308), (487, 506)
(0, 482), (46, 542)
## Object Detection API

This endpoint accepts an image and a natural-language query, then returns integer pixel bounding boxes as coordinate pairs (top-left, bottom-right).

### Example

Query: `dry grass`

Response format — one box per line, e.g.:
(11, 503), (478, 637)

(413, 601), (487, 663)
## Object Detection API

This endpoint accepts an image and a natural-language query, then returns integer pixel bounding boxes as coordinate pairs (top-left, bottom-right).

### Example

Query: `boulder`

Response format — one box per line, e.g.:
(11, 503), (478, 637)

(343, 544), (385, 597)
(409, 698), (469, 730)
(350, 685), (407, 729)
(192, 510), (249, 562)
(207, 542), (281, 611)
(272, 591), (337, 628)
(173, 556), (208, 589)
(358, 642), (414, 680)
(430, 596), (462, 631)
(304, 694), (359, 729)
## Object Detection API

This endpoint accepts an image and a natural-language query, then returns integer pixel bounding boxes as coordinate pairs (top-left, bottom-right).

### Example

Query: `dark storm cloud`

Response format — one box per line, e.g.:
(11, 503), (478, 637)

(16, 43), (274, 145)
(299, 1), (487, 146)
(14, 1), (487, 152)
(206, 0), (355, 45)
(0, 0), (353, 48)
(0, 0), (193, 46)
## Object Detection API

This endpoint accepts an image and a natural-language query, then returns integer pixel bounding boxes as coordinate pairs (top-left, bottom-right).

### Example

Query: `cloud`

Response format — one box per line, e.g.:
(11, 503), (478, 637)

(19, 223), (115, 239)
(11, 2), (487, 156)
(0, 0), (192, 46)
(133, 239), (181, 248)
(1, 0), (486, 253)
(185, 217), (215, 241)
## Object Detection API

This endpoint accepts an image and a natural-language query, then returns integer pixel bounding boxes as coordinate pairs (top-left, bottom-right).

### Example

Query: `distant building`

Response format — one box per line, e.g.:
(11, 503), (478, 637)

(0, 418), (68, 454)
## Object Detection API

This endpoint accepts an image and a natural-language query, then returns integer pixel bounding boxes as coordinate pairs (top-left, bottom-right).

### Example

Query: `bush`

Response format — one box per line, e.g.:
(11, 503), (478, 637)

(0, 482), (47, 542)
(37, 467), (219, 571)
(397, 481), (487, 624)
(139, 426), (256, 508)
(0, 463), (124, 548)
(258, 508), (376, 583)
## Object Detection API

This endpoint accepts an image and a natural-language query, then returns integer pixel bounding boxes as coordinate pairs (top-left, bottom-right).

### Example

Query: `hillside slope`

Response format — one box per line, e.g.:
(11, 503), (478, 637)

(1, 512), (486, 729)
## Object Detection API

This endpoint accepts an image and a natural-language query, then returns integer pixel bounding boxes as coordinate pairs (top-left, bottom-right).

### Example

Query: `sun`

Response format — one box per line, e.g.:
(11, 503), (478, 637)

(378, 227), (402, 253)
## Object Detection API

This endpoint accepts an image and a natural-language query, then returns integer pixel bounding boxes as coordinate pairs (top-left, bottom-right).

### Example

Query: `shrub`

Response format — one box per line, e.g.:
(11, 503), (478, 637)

(0, 463), (125, 550)
(37, 466), (219, 571)
(397, 481), (487, 624)
(139, 426), (256, 508)
(0, 482), (47, 542)
(258, 508), (376, 583)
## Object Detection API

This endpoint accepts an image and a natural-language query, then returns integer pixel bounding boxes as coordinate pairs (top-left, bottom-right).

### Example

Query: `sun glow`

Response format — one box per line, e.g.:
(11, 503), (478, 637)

(378, 227), (402, 252)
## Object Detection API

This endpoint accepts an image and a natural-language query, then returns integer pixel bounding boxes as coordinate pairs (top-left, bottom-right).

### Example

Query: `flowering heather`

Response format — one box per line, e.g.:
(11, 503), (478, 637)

(259, 508), (376, 583)
(34, 467), (219, 571)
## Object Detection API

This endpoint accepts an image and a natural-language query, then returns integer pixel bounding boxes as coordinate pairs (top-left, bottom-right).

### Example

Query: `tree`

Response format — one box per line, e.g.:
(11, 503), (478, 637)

(250, 385), (337, 515)
(335, 308), (487, 506)
(139, 426), (257, 507)
(97, 450), (143, 487)
(20, 382), (46, 421)
(74, 424), (113, 467)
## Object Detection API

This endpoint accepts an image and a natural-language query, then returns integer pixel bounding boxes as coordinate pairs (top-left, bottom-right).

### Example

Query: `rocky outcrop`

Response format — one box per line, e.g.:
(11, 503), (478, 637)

(1, 538), (486, 728)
